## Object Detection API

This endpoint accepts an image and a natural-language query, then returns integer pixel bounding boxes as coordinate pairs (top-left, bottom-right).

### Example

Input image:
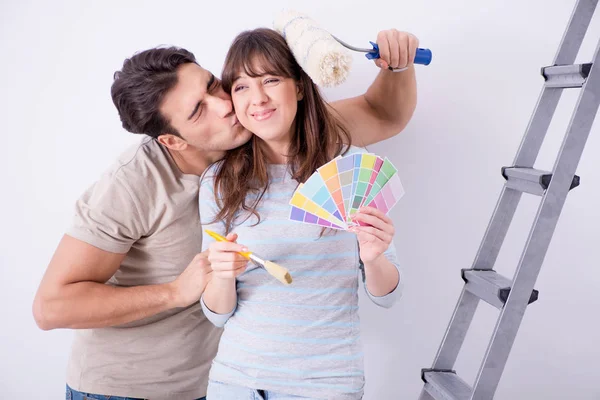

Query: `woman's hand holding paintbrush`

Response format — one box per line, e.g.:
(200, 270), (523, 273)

(205, 230), (292, 285)
(202, 232), (249, 315)
(206, 232), (249, 280)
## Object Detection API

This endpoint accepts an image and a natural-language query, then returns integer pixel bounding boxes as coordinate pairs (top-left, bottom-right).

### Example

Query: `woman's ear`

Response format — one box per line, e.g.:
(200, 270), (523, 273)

(296, 84), (304, 101)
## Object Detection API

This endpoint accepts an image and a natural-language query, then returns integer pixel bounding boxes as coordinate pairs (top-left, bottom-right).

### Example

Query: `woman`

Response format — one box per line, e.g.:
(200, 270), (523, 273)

(199, 28), (403, 400)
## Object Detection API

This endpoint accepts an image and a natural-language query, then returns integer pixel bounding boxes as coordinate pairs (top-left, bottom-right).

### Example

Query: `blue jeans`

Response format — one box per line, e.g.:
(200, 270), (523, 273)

(206, 380), (323, 400)
(66, 384), (206, 400)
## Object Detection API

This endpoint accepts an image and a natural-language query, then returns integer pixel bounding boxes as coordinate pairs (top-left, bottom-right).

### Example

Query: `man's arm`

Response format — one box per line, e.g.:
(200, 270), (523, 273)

(330, 30), (419, 147)
(32, 234), (211, 330)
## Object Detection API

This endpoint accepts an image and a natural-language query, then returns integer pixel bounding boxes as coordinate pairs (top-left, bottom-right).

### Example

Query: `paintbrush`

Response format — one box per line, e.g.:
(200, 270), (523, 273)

(204, 229), (292, 285)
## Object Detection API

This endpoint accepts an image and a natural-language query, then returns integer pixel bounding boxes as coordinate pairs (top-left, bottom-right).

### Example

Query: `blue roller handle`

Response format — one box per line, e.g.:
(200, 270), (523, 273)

(366, 41), (432, 65)
(414, 48), (432, 65)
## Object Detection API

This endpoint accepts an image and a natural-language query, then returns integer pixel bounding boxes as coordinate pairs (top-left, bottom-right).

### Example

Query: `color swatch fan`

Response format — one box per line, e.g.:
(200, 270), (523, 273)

(289, 152), (405, 230)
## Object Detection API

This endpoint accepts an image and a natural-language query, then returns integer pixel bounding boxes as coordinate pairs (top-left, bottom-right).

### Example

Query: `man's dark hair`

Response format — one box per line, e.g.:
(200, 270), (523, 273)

(111, 47), (197, 139)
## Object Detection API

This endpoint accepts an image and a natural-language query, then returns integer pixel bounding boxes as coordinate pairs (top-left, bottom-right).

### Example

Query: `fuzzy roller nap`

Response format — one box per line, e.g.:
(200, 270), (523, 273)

(273, 10), (353, 87)
(274, 10), (432, 88)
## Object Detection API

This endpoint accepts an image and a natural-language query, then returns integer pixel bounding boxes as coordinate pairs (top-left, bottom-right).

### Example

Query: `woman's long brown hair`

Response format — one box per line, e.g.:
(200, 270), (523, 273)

(213, 28), (351, 233)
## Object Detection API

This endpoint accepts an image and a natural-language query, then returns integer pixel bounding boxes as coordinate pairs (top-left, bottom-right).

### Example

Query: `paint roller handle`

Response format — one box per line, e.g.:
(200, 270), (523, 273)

(414, 48), (433, 65)
(365, 41), (432, 66)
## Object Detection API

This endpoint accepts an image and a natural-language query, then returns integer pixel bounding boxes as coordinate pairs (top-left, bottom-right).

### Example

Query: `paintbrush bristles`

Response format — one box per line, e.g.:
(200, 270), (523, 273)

(264, 261), (293, 285)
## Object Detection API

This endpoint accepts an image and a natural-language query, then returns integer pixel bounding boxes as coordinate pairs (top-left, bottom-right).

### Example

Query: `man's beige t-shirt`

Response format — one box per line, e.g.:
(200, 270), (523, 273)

(66, 137), (222, 400)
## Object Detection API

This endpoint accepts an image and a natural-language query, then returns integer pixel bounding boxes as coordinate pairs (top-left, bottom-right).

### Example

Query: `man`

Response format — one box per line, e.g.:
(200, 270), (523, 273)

(33, 29), (419, 400)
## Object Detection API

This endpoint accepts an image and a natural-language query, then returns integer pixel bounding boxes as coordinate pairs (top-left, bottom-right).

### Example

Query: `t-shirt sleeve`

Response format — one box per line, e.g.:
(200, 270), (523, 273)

(200, 294), (237, 328)
(198, 165), (228, 251)
(66, 173), (146, 254)
(360, 241), (404, 308)
(198, 164), (238, 326)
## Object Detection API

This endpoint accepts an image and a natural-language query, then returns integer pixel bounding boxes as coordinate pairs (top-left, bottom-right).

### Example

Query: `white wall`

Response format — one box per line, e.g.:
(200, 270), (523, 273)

(1, 0), (599, 398)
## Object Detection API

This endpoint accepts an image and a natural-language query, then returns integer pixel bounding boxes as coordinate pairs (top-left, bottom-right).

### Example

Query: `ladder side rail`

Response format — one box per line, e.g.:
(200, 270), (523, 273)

(470, 36), (600, 400)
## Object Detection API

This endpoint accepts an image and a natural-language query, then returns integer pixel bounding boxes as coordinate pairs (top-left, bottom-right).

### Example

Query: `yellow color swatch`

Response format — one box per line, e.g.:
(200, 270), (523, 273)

(289, 191), (346, 227)
(360, 154), (376, 169)
(318, 159), (338, 180)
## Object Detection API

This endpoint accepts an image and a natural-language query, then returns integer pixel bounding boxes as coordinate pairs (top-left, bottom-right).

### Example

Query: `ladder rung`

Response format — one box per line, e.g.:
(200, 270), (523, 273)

(462, 269), (539, 309)
(542, 63), (592, 88)
(501, 166), (580, 196)
(419, 1), (600, 398)
(422, 369), (472, 400)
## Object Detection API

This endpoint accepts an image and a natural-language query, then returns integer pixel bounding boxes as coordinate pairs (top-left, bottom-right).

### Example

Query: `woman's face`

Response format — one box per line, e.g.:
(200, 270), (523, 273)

(230, 64), (302, 146)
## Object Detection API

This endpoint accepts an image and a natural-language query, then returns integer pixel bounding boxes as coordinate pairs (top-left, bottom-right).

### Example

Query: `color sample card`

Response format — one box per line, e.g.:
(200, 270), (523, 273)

(289, 186), (347, 228)
(289, 153), (403, 230)
(361, 172), (405, 223)
(336, 155), (355, 223)
(348, 153), (379, 221)
(360, 156), (384, 210)
(317, 157), (345, 222)
(361, 157), (398, 208)
(317, 155), (355, 225)
(289, 206), (345, 230)
(348, 153), (363, 221)
(298, 170), (345, 223)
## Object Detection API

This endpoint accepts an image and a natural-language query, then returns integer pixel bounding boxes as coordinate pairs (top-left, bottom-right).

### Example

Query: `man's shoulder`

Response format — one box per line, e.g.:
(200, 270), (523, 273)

(113, 137), (168, 175)
(68, 137), (194, 251)
(104, 137), (180, 193)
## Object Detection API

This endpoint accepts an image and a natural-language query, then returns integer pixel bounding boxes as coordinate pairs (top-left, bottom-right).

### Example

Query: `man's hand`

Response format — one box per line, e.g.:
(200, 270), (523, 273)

(170, 250), (213, 308)
(373, 29), (419, 71)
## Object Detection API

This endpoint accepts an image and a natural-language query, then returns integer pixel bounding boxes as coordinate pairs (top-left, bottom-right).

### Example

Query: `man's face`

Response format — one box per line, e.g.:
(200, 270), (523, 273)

(159, 63), (251, 152)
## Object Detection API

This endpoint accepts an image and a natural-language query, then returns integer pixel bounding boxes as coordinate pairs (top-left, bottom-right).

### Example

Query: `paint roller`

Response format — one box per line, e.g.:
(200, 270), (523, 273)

(273, 10), (432, 87)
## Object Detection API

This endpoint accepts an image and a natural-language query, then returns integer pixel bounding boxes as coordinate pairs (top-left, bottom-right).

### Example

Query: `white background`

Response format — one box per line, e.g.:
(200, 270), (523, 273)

(1, 0), (599, 398)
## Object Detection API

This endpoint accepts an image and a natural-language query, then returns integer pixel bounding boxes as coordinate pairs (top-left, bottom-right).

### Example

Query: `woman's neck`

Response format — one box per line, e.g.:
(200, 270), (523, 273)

(259, 136), (292, 165)
(260, 122), (296, 164)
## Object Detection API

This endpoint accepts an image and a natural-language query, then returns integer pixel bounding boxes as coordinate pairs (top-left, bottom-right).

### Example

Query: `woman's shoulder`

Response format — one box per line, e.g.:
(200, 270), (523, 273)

(199, 161), (224, 189)
(342, 144), (369, 156)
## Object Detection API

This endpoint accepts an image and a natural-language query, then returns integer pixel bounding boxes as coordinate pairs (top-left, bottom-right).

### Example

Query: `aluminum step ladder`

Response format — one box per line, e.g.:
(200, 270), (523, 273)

(419, 0), (600, 398)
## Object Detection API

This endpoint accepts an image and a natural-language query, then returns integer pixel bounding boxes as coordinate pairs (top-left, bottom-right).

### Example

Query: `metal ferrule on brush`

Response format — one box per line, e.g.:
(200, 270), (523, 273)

(248, 253), (266, 268)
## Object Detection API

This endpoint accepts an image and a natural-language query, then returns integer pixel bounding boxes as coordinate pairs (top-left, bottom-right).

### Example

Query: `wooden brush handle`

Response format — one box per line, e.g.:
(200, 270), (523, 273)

(264, 261), (293, 285)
